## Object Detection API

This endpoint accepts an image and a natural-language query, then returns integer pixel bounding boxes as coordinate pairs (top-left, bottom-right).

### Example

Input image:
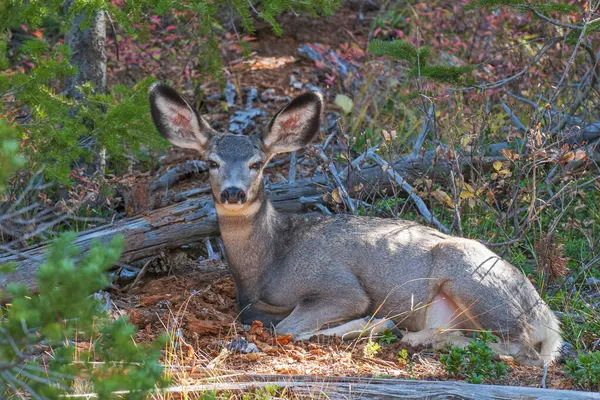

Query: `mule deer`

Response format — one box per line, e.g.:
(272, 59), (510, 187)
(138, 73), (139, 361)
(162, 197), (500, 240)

(149, 83), (561, 366)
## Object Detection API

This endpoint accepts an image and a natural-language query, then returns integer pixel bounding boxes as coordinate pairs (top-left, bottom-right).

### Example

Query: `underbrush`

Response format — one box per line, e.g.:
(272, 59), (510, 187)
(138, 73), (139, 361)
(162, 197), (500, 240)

(440, 332), (509, 384)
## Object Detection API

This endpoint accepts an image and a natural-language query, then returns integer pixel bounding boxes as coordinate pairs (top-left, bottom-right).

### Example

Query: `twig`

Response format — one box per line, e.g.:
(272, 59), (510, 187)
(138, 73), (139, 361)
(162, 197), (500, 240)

(366, 150), (449, 233)
(541, 363), (548, 389)
(149, 160), (208, 192)
(477, 236), (523, 247)
(500, 101), (527, 132)
(337, 145), (378, 180)
(449, 170), (462, 236)
(529, 7), (583, 30)
(125, 257), (154, 292)
(452, 37), (562, 92)
(288, 151), (297, 184)
(322, 130), (337, 151)
(314, 203), (333, 216)
(318, 150), (357, 215)
(412, 104), (434, 157)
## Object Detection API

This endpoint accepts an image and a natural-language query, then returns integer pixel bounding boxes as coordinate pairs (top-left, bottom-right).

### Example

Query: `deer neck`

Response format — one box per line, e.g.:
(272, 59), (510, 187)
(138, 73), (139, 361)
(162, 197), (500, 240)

(215, 192), (285, 299)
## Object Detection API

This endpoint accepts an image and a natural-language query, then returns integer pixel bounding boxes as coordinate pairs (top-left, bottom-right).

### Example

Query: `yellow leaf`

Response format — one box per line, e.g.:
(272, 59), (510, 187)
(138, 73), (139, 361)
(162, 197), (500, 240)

(500, 149), (518, 160)
(331, 188), (343, 204)
(334, 94), (354, 115)
(433, 189), (454, 207)
(460, 190), (475, 199)
(381, 129), (397, 141)
(493, 161), (502, 171)
(574, 150), (587, 162)
(558, 152), (575, 165)
(499, 169), (512, 178)
(460, 135), (471, 148)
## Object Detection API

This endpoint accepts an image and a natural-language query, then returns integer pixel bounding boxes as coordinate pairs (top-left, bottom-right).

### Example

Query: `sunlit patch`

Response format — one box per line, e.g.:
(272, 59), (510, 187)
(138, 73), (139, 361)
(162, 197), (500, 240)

(246, 56), (297, 70)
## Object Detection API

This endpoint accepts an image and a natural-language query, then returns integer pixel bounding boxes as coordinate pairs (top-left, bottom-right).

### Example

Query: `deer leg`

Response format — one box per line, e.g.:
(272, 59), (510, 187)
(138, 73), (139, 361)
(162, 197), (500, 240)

(274, 293), (370, 340)
(297, 316), (395, 341)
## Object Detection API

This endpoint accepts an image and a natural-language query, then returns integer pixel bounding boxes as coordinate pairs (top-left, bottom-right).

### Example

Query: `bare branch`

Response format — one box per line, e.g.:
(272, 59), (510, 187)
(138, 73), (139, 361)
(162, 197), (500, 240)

(366, 149), (449, 233)
(500, 101), (527, 132)
(412, 104), (434, 157)
(318, 149), (358, 215)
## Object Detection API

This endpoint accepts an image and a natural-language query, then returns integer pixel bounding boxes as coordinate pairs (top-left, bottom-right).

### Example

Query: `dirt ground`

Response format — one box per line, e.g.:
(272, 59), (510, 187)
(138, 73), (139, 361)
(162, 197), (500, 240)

(111, 260), (574, 391)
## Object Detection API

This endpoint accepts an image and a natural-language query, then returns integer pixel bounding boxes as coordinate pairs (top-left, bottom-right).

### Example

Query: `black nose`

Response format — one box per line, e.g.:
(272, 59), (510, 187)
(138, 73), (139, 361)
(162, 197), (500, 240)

(220, 187), (247, 204)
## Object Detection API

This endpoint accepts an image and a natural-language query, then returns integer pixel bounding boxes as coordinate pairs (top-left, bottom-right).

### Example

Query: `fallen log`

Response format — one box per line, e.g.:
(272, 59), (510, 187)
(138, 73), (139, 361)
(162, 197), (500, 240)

(1, 147), (594, 290)
(68, 374), (600, 399)
(0, 178), (325, 290)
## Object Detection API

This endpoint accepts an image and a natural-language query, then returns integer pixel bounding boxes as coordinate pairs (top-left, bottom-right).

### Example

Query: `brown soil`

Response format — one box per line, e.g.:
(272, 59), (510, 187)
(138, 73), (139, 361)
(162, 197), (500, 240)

(111, 260), (574, 391)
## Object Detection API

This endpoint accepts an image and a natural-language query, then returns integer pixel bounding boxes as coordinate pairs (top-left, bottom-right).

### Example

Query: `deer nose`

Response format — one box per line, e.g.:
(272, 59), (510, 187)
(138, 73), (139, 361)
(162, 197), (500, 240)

(220, 187), (247, 204)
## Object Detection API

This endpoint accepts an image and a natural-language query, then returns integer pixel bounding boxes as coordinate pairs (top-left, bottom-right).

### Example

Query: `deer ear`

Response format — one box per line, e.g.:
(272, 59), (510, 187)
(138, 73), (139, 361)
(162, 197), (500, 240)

(149, 83), (215, 152)
(261, 92), (323, 154)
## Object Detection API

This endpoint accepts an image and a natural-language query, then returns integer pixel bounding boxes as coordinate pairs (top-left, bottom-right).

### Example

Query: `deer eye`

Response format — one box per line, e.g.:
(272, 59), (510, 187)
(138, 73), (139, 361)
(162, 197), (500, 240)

(250, 161), (264, 170)
(208, 161), (219, 169)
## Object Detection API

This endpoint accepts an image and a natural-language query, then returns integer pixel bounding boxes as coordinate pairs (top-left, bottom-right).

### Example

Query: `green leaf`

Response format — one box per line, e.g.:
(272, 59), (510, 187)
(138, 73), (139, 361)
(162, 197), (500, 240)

(369, 39), (430, 66)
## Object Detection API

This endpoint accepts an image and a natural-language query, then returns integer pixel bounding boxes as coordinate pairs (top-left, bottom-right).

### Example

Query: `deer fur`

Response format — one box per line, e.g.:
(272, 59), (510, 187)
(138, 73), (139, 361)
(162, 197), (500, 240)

(149, 83), (562, 366)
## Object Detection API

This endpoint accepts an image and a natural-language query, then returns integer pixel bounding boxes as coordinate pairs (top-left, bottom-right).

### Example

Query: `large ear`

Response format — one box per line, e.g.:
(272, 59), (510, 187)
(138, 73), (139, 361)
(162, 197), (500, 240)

(261, 92), (323, 154)
(149, 82), (215, 152)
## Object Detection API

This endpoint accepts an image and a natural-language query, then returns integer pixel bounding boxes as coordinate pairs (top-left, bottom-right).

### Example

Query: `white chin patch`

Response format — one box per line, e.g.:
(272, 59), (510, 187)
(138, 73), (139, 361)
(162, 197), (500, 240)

(220, 203), (246, 211)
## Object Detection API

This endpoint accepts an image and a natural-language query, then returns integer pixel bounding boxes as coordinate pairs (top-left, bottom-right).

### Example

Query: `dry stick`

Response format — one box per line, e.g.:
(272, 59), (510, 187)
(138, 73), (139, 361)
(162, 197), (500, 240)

(449, 170), (462, 236)
(322, 130), (337, 151)
(412, 104), (434, 157)
(125, 257), (154, 292)
(529, 7), (584, 30)
(500, 101), (527, 132)
(554, 44), (599, 134)
(366, 150), (449, 233)
(337, 149), (372, 181)
(288, 151), (297, 184)
(318, 149), (357, 215)
(547, 2), (600, 108)
(149, 160), (208, 192)
(452, 37), (563, 92)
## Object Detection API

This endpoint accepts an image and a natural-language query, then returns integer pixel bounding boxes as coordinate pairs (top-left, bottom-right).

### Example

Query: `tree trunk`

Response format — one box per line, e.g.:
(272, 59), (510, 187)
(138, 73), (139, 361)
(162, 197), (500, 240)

(65, 2), (107, 100)
(64, 1), (108, 174)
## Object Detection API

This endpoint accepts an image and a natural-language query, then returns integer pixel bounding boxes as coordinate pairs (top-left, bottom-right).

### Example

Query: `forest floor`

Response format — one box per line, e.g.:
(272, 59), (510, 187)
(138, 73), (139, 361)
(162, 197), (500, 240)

(95, 3), (592, 394)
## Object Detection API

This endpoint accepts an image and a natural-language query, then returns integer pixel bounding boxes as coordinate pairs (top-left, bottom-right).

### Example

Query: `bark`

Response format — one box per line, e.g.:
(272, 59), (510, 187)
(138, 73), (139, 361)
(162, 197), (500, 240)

(64, 1), (108, 173)
(143, 374), (598, 400)
(64, 2), (107, 100)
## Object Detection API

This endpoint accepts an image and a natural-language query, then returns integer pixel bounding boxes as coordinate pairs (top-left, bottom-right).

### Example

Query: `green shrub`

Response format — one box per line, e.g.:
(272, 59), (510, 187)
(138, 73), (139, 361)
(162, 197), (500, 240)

(0, 121), (24, 193)
(565, 351), (600, 391)
(439, 331), (509, 384)
(0, 233), (165, 398)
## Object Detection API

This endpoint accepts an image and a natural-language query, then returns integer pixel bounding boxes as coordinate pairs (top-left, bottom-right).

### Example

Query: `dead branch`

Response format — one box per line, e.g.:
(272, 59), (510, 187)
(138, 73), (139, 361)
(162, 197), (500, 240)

(367, 149), (449, 233)
(66, 374), (600, 399)
(149, 160), (208, 192)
